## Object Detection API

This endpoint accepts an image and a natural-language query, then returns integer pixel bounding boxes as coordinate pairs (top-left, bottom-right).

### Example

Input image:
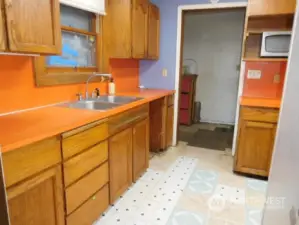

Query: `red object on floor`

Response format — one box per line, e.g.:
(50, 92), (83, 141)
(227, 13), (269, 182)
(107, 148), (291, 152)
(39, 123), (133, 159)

(180, 109), (189, 125)
(180, 74), (198, 125)
(180, 94), (190, 109)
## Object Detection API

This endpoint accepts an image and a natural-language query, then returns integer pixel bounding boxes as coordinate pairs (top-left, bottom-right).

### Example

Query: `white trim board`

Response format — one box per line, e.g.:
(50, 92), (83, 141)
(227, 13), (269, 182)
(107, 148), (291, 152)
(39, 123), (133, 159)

(173, 2), (248, 154)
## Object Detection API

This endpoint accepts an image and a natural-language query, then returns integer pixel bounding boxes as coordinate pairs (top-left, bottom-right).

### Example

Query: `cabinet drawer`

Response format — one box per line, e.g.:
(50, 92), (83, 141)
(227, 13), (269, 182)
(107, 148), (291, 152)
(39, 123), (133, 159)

(63, 141), (108, 187)
(109, 104), (149, 135)
(62, 120), (108, 159)
(2, 136), (61, 187)
(67, 184), (109, 225)
(241, 106), (279, 123)
(65, 162), (109, 215)
(167, 94), (174, 106)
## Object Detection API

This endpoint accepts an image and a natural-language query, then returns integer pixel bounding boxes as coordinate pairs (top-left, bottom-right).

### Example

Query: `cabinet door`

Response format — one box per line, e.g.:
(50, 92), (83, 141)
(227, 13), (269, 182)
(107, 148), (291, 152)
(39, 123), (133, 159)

(248, 0), (296, 16)
(3, 0), (61, 54)
(133, 119), (149, 182)
(148, 3), (159, 59)
(0, 1), (6, 51)
(235, 120), (277, 177)
(7, 166), (64, 225)
(166, 105), (174, 148)
(150, 98), (164, 151)
(103, 0), (131, 59)
(132, 0), (148, 58)
(109, 128), (133, 203)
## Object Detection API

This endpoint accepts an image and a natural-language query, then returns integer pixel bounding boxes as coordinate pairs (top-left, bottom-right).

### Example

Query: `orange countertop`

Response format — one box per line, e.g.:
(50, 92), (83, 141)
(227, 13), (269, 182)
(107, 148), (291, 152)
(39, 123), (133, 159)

(0, 89), (175, 153)
(240, 96), (281, 109)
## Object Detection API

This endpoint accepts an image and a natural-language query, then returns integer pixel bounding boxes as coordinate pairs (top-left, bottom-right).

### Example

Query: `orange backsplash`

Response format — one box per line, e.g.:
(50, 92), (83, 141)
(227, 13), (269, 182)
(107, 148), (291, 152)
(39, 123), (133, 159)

(243, 61), (287, 99)
(0, 56), (139, 114)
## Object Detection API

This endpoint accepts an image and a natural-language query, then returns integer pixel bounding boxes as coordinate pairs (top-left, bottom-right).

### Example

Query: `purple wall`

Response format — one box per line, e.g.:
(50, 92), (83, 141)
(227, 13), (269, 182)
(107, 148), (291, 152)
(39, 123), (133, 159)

(140, 0), (247, 89)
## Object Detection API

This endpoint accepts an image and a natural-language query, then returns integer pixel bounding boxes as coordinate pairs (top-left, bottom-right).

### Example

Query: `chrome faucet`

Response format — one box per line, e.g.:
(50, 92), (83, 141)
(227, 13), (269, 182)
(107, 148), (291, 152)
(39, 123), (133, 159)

(85, 73), (111, 99)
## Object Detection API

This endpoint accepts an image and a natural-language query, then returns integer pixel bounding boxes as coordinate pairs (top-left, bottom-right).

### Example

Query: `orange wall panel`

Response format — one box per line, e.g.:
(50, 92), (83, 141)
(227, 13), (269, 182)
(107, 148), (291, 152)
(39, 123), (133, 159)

(0, 56), (139, 114)
(243, 61), (286, 99)
(110, 59), (140, 92)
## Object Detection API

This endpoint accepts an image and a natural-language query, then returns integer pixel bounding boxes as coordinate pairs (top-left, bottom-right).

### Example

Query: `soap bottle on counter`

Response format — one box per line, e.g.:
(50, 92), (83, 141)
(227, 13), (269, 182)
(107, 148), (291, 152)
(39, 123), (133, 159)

(108, 78), (115, 95)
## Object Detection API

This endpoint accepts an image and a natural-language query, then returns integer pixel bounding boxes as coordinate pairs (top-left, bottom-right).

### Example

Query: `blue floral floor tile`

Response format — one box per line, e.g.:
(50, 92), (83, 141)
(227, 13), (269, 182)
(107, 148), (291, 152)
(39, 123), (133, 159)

(246, 208), (263, 225)
(166, 208), (207, 225)
(247, 179), (268, 193)
(187, 170), (218, 194)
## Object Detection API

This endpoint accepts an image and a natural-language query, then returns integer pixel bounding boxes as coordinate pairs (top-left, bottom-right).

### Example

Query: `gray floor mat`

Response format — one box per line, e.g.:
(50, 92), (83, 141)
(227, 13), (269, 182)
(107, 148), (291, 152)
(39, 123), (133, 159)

(179, 126), (234, 151)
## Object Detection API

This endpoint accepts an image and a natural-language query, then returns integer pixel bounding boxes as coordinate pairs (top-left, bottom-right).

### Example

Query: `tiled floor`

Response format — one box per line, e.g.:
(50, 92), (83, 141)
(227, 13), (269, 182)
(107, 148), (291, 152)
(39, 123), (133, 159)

(94, 142), (267, 225)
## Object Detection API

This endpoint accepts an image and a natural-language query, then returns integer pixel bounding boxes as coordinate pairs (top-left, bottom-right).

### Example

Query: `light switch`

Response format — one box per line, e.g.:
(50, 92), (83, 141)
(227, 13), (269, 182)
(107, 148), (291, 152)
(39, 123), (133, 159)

(247, 70), (262, 79)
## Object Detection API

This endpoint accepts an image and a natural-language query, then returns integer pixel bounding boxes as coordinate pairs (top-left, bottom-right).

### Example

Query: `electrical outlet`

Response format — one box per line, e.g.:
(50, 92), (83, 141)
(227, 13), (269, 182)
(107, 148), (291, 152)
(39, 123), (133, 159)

(162, 69), (168, 77)
(247, 70), (262, 79)
(273, 73), (281, 84)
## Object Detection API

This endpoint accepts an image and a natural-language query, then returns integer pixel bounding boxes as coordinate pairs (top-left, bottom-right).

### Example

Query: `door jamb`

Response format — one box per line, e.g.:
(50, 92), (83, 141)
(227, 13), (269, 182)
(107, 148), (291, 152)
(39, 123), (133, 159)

(173, 2), (248, 156)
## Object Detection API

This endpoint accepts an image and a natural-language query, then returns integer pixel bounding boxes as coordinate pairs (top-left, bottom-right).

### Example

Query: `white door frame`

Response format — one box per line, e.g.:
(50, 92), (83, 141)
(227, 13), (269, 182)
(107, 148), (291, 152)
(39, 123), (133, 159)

(173, 2), (248, 155)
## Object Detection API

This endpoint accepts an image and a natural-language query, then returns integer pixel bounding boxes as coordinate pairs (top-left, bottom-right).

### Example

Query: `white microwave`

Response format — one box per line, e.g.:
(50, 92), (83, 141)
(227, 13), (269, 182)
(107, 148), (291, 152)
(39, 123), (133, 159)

(261, 31), (292, 57)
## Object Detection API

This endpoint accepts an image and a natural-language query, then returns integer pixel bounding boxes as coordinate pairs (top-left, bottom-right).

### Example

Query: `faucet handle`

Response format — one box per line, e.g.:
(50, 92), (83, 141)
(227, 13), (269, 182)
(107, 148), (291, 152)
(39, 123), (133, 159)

(95, 88), (100, 97)
(92, 88), (100, 98)
(76, 93), (83, 101)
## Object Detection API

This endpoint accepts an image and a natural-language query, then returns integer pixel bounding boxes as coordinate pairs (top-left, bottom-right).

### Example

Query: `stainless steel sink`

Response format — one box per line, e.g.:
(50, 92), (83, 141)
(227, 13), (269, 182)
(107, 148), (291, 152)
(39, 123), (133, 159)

(62, 96), (143, 111)
(67, 100), (121, 111)
(95, 95), (143, 104)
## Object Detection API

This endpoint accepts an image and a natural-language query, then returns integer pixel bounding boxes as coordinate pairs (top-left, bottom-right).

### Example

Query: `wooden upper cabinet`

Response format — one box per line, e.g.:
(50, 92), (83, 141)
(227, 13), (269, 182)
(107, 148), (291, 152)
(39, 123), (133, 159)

(3, 0), (61, 54)
(103, 0), (131, 58)
(7, 166), (65, 225)
(0, 1), (7, 51)
(148, 3), (160, 59)
(132, 119), (149, 182)
(248, 0), (296, 16)
(235, 120), (277, 177)
(132, 0), (148, 58)
(103, 0), (159, 60)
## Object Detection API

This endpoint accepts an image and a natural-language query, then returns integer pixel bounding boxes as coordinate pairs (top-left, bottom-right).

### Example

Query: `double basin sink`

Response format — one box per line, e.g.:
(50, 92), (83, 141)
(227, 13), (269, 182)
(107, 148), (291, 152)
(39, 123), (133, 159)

(64, 96), (143, 111)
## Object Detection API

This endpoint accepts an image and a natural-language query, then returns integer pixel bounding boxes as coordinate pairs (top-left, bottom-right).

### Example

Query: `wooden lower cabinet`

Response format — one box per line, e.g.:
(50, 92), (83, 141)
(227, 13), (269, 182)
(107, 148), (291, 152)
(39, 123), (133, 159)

(65, 163), (109, 215)
(7, 166), (65, 225)
(150, 95), (174, 151)
(3, 103), (155, 225)
(109, 128), (133, 203)
(150, 98), (165, 152)
(133, 119), (149, 182)
(234, 107), (278, 177)
(166, 105), (174, 148)
(67, 185), (109, 225)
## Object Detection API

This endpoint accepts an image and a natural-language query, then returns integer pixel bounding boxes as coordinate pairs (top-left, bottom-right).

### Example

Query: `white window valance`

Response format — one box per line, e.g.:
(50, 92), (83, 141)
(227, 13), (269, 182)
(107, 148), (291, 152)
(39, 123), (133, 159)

(60, 0), (106, 15)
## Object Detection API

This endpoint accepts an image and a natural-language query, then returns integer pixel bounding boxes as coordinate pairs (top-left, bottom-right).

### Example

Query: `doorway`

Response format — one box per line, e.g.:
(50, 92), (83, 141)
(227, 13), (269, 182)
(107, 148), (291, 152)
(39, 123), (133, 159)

(175, 5), (246, 152)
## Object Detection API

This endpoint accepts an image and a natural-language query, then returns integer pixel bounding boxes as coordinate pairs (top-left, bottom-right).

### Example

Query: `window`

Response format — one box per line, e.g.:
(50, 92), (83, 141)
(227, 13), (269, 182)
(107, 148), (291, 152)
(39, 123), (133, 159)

(34, 5), (104, 86)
